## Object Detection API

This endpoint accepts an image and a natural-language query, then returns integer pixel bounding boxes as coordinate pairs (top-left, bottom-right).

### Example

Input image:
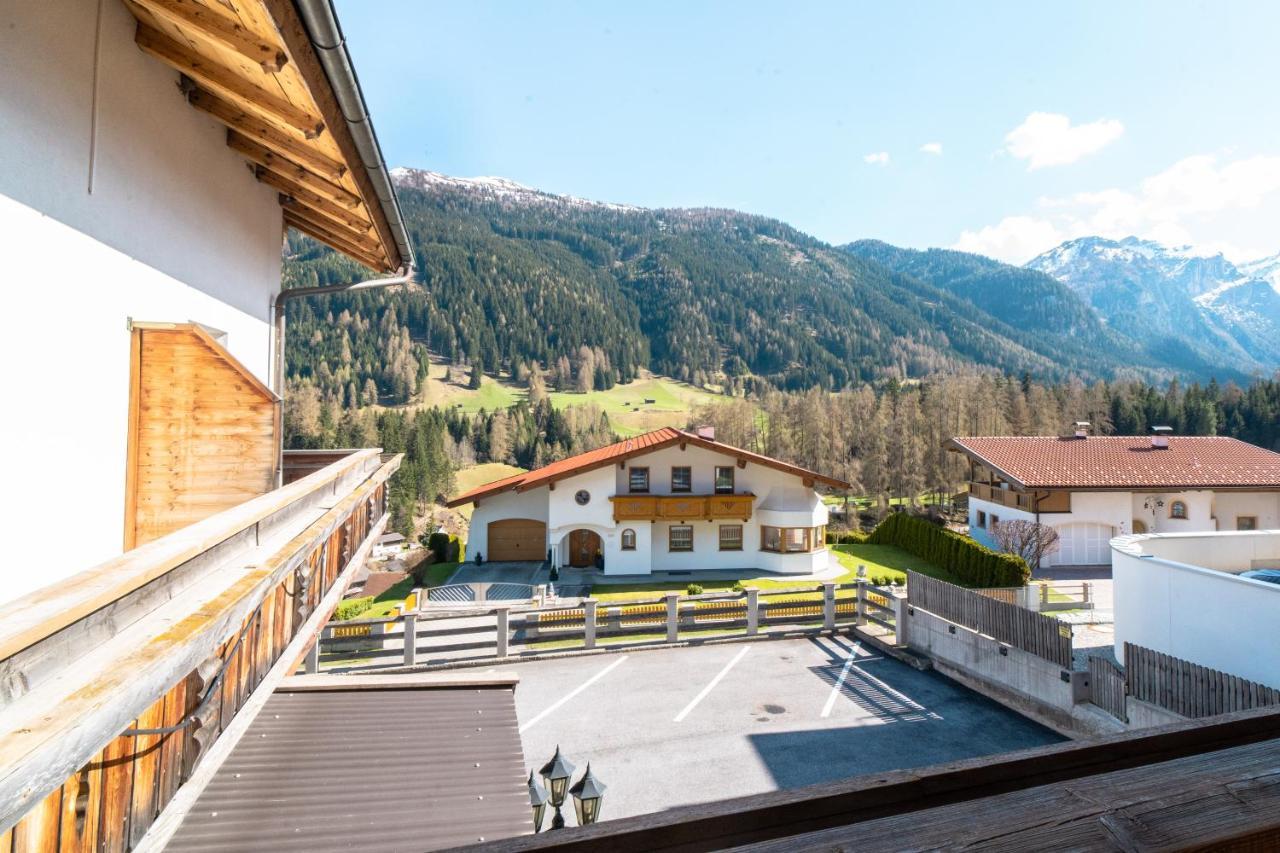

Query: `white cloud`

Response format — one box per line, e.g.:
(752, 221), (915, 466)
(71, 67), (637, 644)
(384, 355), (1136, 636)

(920, 142), (943, 155)
(1004, 112), (1124, 170)
(863, 151), (890, 166)
(954, 153), (1280, 264)
(952, 216), (1065, 264)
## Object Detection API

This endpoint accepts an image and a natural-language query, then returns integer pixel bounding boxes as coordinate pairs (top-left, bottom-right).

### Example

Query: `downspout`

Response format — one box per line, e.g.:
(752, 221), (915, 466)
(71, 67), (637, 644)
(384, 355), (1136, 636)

(271, 266), (414, 486)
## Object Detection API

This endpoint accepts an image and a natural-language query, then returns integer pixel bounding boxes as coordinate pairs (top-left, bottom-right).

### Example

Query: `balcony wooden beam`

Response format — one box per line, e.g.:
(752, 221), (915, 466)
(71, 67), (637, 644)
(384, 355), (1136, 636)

(130, 0), (288, 73)
(188, 88), (345, 180)
(136, 23), (323, 139)
(229, 131), (362, 208)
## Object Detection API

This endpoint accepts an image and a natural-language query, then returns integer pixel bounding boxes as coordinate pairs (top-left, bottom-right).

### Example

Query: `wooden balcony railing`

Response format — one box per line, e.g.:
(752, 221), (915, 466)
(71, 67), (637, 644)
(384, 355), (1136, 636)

(610, 493), (755, 522)
(0, 448), (401, 847)
(967, 483), (1070, 513)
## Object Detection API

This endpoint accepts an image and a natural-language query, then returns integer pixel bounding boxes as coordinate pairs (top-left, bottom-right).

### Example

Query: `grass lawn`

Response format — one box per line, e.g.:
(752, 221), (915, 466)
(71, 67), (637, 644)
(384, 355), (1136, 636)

(452, 463), (526, 521)
(334, 561), (462, 622)
(418, 560), (461, 587)
(589, 544), (952, 603)
(545, 375), (725, 436)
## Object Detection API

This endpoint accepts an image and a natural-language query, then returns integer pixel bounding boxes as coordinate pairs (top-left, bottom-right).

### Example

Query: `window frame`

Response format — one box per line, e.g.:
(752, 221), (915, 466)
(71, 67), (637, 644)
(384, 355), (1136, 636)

(1237, 516), (1258, 531)
(976, 509), (987, 529)
(671, 466), (692, 493)
(1169, 500), (1188, 520)
(714, 465), (735, 495)
(718, 524), (743, 551)
(620, 528), (637, 550)
(628, 466), (650, 494)
(759, 525), (824, 554)
(668, 524), (694, 552)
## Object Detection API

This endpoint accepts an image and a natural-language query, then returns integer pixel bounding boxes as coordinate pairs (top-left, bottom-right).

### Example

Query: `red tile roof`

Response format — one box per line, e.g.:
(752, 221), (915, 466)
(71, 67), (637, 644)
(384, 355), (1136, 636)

(447, 427), (849, 507)
(948, 436), (1280, 490)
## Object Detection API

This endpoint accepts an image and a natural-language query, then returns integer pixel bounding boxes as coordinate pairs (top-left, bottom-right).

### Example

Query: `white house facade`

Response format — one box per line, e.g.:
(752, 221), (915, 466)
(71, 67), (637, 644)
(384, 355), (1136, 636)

(949, 433), (1280, 568)
(0, 0), (410, 603)
(449, 427), (849, 576)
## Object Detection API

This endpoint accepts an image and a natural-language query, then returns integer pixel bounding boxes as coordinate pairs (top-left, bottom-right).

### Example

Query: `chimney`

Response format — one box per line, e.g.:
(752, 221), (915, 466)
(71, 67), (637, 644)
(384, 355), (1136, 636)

(1151, 425), (1172, 449)
(1073, 421), (1091, 439)
(696, 425), (716, 441)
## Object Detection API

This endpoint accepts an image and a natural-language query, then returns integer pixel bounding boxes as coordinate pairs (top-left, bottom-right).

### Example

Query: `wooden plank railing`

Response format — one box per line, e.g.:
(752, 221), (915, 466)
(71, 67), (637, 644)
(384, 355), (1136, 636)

(1124, 642), (1280, 719)
(0, 451), (401, 846)
(906, 571), (1073, 668)
(1089, 655), (1128, 722)
(609, 493), (754, 522)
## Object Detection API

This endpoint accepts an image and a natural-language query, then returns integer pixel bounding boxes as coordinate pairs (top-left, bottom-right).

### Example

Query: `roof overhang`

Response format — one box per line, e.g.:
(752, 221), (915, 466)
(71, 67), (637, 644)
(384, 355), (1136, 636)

(123, 0), (412, 272)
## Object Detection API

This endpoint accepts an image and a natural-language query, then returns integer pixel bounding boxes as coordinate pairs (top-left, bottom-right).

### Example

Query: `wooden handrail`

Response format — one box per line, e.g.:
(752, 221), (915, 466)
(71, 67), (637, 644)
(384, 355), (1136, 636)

(0, 448), (380, 662)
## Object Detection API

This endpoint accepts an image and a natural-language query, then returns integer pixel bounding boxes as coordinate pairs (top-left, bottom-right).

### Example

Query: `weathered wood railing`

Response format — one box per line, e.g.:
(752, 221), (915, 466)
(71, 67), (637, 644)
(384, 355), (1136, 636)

(906, 571), (1073, 668)
(0, 448), (401, 849)
(1124, 642), (1280, 719)
(1089, 654), (1128, 723)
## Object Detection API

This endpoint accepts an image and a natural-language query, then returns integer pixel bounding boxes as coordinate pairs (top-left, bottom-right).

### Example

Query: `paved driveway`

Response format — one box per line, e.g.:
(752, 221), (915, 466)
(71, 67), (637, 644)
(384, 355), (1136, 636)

(508, 636), (1063, 821)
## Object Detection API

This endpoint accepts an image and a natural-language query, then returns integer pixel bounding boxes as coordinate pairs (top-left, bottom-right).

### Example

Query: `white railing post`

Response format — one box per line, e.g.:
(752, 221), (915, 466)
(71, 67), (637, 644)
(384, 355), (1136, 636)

(893, 593), (908, 646)
(823, 583), (836, 630)
(402, 613), (417, 667)
(583, 599), (598, 650)
(496, 607), (509, 658)
(304, 638), (320, 674)
(855, 580), (867, 627)
(665, 594), (679, 643)
(746, 589), (759, 636)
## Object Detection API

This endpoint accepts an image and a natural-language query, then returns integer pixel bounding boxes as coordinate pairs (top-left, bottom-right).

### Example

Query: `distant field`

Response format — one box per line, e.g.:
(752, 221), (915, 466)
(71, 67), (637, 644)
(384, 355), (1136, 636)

(545, 375), (726, 435)
(452, 462), (525, 521)
(420, 361), (523, 413)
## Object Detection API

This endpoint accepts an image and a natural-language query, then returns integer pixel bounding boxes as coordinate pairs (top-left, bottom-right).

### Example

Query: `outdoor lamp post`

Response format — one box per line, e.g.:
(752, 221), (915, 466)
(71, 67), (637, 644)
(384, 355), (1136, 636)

(569, 763), (607, 827)
(527, 771), (549, 832)
(539, 745), (576, 829)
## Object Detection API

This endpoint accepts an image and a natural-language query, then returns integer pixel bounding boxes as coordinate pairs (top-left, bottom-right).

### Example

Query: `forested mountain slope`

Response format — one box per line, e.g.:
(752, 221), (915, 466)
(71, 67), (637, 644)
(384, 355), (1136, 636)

(283, 171), (1206, 405)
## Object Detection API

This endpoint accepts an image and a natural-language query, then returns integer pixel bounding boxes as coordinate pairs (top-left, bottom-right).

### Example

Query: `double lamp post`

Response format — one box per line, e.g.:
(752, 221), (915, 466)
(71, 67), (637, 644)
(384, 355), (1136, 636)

(527, 746), (606, 831)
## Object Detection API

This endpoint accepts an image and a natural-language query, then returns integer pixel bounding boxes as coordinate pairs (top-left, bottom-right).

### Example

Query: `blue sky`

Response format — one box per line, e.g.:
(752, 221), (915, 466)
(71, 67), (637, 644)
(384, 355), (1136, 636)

(338, 1), (1280, 263)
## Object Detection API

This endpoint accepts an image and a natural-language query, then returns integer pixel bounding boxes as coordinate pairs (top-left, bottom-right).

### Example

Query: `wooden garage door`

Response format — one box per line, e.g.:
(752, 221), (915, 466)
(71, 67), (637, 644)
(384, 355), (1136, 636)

(488, 519), (546, 562)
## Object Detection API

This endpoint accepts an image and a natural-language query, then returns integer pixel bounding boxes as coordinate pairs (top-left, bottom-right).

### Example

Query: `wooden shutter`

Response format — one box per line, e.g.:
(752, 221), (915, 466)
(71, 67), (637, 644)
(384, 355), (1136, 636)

(124, 323), (280, 549)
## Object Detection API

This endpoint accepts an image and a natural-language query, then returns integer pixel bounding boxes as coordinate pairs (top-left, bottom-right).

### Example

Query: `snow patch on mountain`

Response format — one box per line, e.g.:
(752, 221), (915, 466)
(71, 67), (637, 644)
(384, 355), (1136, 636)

(389, 167), (642, 212)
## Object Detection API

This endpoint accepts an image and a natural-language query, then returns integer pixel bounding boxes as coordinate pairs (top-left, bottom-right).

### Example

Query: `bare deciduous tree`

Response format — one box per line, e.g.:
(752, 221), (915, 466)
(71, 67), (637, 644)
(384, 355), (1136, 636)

(991, 519), (1060, 574)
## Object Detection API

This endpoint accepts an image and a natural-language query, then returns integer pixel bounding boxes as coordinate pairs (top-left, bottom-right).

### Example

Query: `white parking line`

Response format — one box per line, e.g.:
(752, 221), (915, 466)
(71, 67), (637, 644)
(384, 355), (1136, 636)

(674, 645), (752, 722)
(519, 656), (627, 733)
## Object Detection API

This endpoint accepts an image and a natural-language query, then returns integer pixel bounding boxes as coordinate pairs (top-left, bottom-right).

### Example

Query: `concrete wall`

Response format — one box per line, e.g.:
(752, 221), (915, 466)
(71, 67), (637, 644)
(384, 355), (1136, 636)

(0, 0), (282, 603)
(1112, 532), (1280, 689)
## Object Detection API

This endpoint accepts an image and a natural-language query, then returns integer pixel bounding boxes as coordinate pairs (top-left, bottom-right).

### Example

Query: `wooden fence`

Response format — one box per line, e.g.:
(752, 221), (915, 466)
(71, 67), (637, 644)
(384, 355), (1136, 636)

(1124, 643), (1280, 719)
(1088, 655), (1128, 722)
(906, 571), (1073, 669)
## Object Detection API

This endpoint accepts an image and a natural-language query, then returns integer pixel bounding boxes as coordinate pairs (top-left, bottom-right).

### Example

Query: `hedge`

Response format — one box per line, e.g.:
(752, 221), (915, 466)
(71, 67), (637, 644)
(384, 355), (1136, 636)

(826, 531), (868, 545)
(865, 513), (1029, 587)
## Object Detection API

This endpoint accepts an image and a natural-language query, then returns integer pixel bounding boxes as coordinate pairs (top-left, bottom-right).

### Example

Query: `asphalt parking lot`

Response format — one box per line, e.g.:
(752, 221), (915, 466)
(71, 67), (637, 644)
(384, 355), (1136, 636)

(510, 636), (1064, 821)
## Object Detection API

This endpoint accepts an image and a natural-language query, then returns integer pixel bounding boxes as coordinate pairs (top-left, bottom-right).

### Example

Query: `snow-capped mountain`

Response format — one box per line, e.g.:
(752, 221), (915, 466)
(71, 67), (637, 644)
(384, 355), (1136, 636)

(388, 167), (641, 212)
(1027, 236), (1280, 375)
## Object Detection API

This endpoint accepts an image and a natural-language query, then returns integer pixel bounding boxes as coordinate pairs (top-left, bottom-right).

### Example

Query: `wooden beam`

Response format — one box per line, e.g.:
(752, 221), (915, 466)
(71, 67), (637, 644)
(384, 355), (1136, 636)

(260, 0), (402, 271)
(281, 206), (381, 257)
(227, 131), (361, 208)
(129, 0), (288, 73)
(135, 23), (323, 139)
(188, 88), (344, 180)
(277, 193), (372, 238)
(250, 161), (367, 226)
(283, 212), (384, 271)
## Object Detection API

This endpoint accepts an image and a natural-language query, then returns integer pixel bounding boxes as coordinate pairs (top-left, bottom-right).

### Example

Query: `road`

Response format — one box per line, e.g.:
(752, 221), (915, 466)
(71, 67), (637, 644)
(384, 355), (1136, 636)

(507, 635), (1063, 821)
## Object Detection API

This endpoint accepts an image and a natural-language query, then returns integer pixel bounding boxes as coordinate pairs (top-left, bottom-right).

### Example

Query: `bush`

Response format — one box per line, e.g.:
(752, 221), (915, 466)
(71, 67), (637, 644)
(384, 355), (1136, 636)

(334, 596), (373, 621)
(427, 532), (450, 563)
(866, 513), (1029, 587)
(731, 580), (747, 593)
(686, 583), (704, 595)
(826, 530), (869, 545)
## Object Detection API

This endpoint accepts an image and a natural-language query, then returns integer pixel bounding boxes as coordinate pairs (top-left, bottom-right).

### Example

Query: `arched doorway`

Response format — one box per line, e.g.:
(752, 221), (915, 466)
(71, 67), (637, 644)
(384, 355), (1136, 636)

(567, 529), (602, 568)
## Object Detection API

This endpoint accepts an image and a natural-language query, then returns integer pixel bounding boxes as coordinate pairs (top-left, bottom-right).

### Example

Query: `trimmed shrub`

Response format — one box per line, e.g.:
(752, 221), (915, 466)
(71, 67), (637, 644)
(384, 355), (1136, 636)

(686, 583), (704, 595)
(427, 532), (450, 563)
(334, 596), (374, 621)
(827, 530), (869, 545)
(866, 513), (1029, 587)
(731, 580), (747, 593)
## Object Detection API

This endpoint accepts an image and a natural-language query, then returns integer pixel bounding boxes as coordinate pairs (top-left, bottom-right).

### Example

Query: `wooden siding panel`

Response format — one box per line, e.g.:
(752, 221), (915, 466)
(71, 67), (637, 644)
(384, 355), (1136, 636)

(125, 326), (278, 549)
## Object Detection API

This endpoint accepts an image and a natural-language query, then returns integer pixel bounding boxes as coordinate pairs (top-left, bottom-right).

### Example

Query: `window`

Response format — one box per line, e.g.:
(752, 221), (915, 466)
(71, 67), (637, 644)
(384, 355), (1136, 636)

(759, 526), (824, 553)
(669, 525), (693, 552)
(671, 466), (692, 493)
(1237, 516), (1258, 531)
(629, 466), (649, 493)
(976, 510), (987, 529)
(621, 528), (637, 550)
(990, 514), (1000, 528)
(1169, 500), (1187, 520)
(574, 489), (590, 506)
(715, 466), (735, 494)
(719, 524), (743, 551)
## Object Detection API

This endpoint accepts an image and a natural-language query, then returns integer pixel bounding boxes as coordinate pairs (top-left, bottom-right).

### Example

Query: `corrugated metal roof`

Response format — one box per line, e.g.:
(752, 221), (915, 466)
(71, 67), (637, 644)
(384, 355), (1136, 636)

(447, 426), (850, 507)
(166, 676), (531, 852)
(950, 435), (1280, 489)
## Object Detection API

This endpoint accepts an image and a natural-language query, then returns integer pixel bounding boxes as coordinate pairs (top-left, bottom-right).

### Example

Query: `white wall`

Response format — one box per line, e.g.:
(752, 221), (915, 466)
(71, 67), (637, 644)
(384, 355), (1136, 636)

(0, 0), (282, 603)
(1112, 532), (1280, 689)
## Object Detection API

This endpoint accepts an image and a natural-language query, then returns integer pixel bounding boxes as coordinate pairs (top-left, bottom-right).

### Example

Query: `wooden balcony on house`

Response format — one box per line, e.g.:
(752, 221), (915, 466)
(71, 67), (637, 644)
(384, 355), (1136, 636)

(0, 447), (400, 847)
(968, 483), (1071, 513)
(610, 493), (755, 522)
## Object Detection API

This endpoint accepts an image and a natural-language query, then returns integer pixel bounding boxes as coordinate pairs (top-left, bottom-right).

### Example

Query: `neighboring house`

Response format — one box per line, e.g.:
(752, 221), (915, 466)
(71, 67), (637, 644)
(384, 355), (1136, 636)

(948, 432), (1280, 567)
(447, 427), (850, 575)
(0, 0), (411, 603)
(375, 531), (408, 558)
(1112, 530), (1280, 688)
